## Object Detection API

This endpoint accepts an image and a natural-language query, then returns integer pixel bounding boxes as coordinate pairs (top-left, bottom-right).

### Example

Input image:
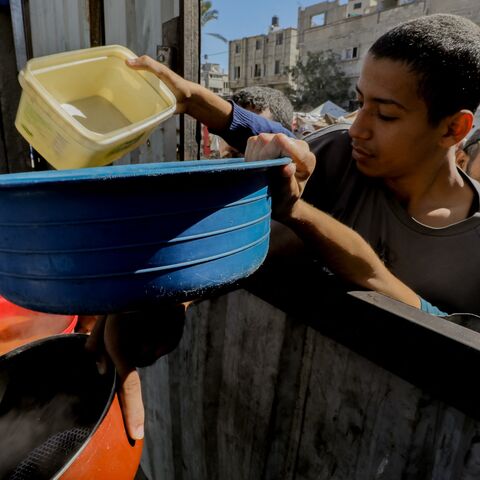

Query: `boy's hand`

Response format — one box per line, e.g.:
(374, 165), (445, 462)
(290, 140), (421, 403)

(126, 55), (233, 131)
(245, 133), (316, 220)
(84, 304), (187, 441)
(126, 55), (194, 115)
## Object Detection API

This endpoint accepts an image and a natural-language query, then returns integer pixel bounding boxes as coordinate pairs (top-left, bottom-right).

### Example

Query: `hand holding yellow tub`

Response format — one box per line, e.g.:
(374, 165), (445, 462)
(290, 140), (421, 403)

(15, 45), (176, 170)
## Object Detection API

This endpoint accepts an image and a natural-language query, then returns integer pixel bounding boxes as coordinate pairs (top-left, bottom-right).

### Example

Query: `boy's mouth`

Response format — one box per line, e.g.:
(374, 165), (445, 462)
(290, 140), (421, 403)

(352, 145), (374, 161)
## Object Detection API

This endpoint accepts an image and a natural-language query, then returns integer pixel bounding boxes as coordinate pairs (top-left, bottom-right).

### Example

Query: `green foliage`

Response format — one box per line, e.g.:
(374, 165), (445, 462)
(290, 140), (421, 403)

(287, 51), (353, 111)
(206, 32), (228, 44)
(201, 1), (227, 45)
(201, 0), (219, 27)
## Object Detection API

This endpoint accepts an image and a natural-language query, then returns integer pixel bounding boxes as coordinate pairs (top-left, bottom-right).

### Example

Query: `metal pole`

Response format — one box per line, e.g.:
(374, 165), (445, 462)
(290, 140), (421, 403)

(9, 0), (30, 70)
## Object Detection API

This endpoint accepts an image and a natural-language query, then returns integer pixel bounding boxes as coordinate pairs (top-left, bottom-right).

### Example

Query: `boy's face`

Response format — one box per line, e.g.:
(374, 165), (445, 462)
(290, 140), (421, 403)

(349, 54), (446, 180)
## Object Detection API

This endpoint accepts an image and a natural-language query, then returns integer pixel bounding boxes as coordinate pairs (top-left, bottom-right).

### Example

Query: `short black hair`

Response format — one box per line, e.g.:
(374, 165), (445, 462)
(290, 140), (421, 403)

(369, 14), (480, 125)
(232, 86), (294, 130)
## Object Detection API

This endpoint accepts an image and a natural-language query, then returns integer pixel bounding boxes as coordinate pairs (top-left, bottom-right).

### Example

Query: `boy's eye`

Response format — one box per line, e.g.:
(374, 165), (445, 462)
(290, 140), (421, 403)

(378, 113), (397, 121)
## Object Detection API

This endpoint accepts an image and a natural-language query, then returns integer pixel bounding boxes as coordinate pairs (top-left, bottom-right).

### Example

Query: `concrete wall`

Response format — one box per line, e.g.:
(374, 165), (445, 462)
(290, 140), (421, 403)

(297, 1), (347, 49)
(299, 1), (426, 83)
(201, 63), (230, 96)
(298, 0), (480, 87)
(346, 0), (378, 18)
(229, 28), (298, 92)
(426, 0), (480, 20)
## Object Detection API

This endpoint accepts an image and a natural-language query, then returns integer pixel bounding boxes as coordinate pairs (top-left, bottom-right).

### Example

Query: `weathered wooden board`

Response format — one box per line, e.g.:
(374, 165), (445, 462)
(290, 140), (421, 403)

(140, 289), (480, 479)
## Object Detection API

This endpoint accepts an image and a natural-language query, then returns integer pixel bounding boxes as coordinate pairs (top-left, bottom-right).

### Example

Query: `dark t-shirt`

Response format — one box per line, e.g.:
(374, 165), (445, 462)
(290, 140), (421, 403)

(303, 125), (480, 315)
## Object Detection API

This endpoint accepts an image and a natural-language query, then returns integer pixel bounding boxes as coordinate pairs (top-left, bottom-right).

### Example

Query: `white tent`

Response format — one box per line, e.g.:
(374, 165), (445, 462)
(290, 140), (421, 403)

(309, 100), (347, 118)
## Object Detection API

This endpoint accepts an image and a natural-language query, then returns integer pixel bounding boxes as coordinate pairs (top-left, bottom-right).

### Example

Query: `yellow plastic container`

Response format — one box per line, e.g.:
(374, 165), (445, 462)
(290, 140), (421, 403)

(15, 45), (176, 169)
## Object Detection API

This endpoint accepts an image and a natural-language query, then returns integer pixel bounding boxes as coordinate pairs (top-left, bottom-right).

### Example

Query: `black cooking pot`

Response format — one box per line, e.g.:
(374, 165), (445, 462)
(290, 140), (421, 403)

(0, 334), (142, 479)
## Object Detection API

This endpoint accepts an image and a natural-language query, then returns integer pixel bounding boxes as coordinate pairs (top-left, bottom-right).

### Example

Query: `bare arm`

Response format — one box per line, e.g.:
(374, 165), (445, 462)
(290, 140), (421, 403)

(283, 200), (421, 308)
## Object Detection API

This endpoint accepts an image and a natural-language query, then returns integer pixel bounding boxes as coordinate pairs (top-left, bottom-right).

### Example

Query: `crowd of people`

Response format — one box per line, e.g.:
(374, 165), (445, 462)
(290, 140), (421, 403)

(81, 13), (480, 442)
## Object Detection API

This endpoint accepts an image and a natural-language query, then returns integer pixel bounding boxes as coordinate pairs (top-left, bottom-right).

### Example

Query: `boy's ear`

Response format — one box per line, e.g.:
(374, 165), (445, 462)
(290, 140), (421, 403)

(439, 110), (474, 148)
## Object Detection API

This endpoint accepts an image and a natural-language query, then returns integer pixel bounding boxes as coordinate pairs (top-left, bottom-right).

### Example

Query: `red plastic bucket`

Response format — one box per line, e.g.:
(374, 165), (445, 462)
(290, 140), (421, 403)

(0, 296), (77, 355)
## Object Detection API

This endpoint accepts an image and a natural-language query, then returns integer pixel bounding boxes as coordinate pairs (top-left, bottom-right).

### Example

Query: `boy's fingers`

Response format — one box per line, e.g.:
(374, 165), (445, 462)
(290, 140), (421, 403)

(245, 133), (282, 161)
(104, 315), (145, 441)
(125, 56), (189, 114)
(116, 367), (145, 441)
(274, 136), (316, 190)
(126, 55), (159, 73)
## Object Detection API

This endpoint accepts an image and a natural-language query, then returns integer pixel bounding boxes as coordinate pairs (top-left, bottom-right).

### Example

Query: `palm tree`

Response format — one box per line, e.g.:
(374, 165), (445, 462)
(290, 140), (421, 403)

(201, 0), (227, 44)
(201, 0), (218, 27)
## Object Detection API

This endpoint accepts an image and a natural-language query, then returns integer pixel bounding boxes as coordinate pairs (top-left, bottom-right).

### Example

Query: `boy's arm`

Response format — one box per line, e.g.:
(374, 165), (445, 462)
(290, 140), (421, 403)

(282, 200), (421, 309)
(126, 56), (293, 152)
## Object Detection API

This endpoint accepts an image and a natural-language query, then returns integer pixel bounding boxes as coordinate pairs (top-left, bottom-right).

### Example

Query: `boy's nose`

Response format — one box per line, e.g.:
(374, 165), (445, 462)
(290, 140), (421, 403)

(349, 109), (372, 141)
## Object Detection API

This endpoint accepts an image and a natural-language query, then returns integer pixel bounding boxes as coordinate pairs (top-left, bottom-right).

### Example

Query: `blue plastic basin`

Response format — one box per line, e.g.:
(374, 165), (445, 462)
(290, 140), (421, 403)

(0, 158), (290, 314)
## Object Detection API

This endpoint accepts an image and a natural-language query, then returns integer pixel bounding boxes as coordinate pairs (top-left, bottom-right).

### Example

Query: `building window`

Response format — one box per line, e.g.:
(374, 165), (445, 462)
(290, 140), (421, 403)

(353, 2), (362, 8)
(254, 64), (262, 77)
(235, 43), (241, 54)
(234, 66), (241, 79)
(256, 39), (262, 50)
(276, 32), (283, 45)
(274, 60), (281, 75)
(311, 13), (325, 27)
(343, 46), (359, 60)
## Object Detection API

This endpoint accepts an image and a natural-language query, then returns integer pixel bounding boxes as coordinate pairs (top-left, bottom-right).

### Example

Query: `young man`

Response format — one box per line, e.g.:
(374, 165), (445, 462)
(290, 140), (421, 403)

(283, 14), (480, 316)
(96, 13), (480, 440)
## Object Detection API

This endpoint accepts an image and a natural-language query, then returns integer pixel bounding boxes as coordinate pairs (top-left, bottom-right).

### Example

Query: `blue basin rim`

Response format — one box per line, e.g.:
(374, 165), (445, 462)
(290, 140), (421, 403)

(0, 158), (291, 187)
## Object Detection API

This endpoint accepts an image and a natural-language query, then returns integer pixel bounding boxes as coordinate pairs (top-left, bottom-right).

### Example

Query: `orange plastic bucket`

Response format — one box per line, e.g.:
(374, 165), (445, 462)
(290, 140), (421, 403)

(0, 296), (77, 355)
(0, 334), (142, 479)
